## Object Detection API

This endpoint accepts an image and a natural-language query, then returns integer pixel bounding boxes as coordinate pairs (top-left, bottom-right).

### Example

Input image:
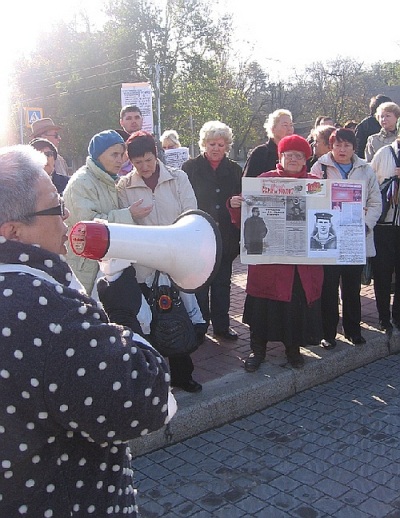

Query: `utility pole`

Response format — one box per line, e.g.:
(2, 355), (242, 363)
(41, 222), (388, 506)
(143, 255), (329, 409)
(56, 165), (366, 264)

(19, 104), (24, 144)
(189, 113), (195, 157)
(150, 63), (163, 142)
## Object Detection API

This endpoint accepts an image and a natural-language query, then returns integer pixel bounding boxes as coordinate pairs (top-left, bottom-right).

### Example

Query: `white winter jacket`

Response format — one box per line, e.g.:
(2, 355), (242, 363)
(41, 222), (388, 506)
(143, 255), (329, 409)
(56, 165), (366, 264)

(63, 157), (134, 294)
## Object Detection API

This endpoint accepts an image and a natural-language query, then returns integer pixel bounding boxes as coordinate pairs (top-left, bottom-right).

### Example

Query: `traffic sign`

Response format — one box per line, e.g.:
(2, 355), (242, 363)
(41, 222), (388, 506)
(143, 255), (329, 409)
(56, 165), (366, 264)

(24, 108), (43, 128)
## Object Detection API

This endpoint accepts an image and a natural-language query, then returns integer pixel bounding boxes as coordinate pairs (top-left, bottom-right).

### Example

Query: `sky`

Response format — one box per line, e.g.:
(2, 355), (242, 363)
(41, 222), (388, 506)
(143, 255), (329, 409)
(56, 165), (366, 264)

(2, 0), (399, 137)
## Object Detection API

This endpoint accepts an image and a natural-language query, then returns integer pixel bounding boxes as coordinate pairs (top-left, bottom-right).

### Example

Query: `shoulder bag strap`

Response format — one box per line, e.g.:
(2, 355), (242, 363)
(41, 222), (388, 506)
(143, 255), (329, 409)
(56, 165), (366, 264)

(0, 264), (59, 284)
(389, 146), (400, 168)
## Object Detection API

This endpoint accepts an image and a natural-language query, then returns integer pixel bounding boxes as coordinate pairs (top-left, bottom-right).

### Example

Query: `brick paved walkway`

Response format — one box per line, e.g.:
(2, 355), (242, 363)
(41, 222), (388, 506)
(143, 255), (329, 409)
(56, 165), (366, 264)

(190, 258), (380, 386)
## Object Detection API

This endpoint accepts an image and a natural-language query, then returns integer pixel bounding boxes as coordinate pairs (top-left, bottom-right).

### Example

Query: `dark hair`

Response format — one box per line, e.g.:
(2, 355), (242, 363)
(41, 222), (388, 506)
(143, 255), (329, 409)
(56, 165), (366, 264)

(369, 94), (392, 116)
(343, 120), (357, 130)
(127, 131), (157, 159)
(114, 129), (131, 142)
(29, 138), (58, 160)
(314, 115), (333, 128)
(120, 105), (142, 119)
(329, 128), (357, 149)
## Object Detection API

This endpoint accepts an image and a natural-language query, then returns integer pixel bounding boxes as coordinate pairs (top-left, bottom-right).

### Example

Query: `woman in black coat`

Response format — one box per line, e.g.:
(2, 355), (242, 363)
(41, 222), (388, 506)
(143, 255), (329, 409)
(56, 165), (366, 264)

(182, 120), (242, 342)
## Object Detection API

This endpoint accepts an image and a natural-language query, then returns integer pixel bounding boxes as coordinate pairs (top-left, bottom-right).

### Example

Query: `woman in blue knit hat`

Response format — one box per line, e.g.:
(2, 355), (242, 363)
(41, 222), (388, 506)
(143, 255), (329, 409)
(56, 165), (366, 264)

(63, 130), (141, 297)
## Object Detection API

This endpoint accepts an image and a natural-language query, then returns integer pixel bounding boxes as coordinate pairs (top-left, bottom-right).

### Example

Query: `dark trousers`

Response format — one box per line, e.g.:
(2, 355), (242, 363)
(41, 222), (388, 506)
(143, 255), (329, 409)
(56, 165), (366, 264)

(196, 257), (233, 333)
(169, 354), (194, 385)
(321, 264), (364, 340)
(371, 225), (400, 326)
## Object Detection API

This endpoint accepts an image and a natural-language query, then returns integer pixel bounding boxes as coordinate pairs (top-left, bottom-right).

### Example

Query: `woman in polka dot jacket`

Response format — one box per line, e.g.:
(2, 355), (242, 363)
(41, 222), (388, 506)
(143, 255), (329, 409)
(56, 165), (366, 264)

(0, 145), (172, 517)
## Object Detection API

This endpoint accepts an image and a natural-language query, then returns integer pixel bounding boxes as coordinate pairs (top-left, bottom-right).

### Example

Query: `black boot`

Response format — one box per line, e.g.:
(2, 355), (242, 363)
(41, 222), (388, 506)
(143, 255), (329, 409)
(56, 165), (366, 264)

(244, 334), (266, 372)
(286, 346), (305, 369)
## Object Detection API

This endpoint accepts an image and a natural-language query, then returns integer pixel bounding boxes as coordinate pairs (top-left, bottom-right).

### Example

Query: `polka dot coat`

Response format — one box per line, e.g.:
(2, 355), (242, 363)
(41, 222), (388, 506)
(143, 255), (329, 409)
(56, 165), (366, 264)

(0, 239), (171, 517)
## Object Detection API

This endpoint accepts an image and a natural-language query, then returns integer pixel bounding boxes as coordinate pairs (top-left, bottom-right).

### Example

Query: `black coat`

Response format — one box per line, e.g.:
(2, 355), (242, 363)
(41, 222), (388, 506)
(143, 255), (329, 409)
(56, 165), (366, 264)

(243, 139), (278, 177)
(51, 171), (69, 194)
(182, 154), (242, 260)
(355, 116), (381, 158)
(244, 215), (267, 253)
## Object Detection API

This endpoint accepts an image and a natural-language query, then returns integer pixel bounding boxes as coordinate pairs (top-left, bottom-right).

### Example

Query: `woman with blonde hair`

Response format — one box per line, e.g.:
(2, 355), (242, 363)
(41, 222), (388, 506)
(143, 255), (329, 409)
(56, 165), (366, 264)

(365, 102), (400, 161)
(160, 129), (181, 150)
(243, 109), (294, 177)
(182, 121), (242, 342)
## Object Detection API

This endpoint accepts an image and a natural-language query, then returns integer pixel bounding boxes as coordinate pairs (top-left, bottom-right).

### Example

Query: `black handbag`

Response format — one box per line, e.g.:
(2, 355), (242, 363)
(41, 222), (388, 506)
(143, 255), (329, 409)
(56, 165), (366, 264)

(361, 258), (373, 286)
(147, 271), (197, 357)
(377, 147), (400, 225)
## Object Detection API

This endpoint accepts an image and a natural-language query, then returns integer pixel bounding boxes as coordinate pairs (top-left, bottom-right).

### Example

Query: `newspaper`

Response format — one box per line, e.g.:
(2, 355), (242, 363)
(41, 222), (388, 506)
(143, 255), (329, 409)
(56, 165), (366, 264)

(241, 177), (366, 265)
(164, 147), (190, 169)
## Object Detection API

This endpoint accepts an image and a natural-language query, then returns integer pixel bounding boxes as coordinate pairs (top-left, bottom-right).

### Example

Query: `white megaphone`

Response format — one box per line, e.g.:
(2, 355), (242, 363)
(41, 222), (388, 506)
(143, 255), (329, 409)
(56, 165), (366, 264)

(69, 209), (222, 293)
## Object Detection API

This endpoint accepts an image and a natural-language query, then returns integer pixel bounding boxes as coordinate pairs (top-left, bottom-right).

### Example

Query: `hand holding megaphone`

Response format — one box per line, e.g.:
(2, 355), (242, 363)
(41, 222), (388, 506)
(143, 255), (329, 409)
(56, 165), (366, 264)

(69, 210), (222, 293)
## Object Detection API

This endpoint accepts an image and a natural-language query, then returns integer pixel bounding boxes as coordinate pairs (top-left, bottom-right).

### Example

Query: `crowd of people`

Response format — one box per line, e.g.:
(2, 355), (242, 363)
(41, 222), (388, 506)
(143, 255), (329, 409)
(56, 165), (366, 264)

(1, 93), (399, 515)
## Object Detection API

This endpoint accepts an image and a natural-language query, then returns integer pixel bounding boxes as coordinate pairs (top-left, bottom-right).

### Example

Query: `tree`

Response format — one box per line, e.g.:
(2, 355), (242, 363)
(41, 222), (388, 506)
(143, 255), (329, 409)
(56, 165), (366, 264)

(8, 1), (400, 166)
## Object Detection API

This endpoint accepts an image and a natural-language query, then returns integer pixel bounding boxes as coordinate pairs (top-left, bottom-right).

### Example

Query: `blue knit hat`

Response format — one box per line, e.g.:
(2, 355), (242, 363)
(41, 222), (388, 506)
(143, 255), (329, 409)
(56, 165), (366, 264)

(88, 130), (125, 160)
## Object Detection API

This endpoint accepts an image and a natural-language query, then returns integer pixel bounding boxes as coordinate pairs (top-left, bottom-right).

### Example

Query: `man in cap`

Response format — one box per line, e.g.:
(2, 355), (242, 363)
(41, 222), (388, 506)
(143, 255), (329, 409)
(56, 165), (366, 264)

(31, 117), (69, 176)
(310, 212), (337, 250)
(29, 137), (69, 194)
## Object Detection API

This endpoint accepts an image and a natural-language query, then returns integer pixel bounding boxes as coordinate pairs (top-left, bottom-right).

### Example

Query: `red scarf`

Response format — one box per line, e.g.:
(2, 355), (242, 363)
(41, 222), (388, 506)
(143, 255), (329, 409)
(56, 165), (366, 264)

(274, 163), (308, 178)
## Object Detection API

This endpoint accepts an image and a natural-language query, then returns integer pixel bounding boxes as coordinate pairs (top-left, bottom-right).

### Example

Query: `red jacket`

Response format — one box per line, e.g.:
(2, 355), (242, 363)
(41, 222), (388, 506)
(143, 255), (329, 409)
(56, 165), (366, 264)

(228, 167), (324, 304)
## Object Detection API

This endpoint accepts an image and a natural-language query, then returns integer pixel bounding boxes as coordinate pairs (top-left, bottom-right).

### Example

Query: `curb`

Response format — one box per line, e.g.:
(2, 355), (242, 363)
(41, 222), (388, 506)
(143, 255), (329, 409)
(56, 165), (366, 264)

(130, 331), (400, 457)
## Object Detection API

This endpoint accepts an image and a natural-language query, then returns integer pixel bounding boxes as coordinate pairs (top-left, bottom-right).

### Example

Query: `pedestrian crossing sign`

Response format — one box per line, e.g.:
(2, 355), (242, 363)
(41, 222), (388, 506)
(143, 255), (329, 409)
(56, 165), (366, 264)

(24, 108), (43, 128)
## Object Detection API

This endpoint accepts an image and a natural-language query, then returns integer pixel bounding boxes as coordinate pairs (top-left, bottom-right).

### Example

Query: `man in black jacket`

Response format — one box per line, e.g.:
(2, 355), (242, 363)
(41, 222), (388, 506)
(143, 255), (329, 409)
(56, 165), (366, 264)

(244, 207), (268, 254)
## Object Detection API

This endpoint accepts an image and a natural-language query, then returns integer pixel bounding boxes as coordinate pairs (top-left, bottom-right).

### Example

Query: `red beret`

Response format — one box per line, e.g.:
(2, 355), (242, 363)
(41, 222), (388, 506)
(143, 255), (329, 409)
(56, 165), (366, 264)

(278, 135), (312, 160)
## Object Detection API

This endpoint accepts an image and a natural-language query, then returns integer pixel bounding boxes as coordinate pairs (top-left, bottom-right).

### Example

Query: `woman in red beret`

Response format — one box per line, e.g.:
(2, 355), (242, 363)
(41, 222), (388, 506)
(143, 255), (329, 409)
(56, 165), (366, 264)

(228, 135), (324, 371)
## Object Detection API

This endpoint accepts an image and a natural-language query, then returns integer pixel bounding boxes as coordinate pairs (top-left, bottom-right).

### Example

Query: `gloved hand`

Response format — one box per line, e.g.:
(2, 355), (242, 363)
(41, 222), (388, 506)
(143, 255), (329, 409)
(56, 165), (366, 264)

(97, 265), (143, 334)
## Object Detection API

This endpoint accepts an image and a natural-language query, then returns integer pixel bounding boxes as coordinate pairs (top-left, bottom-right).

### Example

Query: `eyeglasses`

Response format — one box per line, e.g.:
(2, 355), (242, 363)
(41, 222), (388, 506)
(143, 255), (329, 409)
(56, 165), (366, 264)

(43, 133), (61, 139)
(281, 152), (305, 160)
(25, 197), (65, 218)
(43, 151), (55, 158)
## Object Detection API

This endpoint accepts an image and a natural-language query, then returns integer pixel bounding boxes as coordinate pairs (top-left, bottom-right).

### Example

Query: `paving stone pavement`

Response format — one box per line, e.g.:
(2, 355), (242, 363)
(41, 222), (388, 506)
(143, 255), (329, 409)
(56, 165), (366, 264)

(177, 257), (381, 387)
(134, 354), (400, 517)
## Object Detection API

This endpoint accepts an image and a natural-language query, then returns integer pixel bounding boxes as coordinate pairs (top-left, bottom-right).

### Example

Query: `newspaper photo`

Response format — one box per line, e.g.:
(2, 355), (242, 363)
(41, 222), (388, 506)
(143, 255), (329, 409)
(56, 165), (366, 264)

(241, 177), (366, 265)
